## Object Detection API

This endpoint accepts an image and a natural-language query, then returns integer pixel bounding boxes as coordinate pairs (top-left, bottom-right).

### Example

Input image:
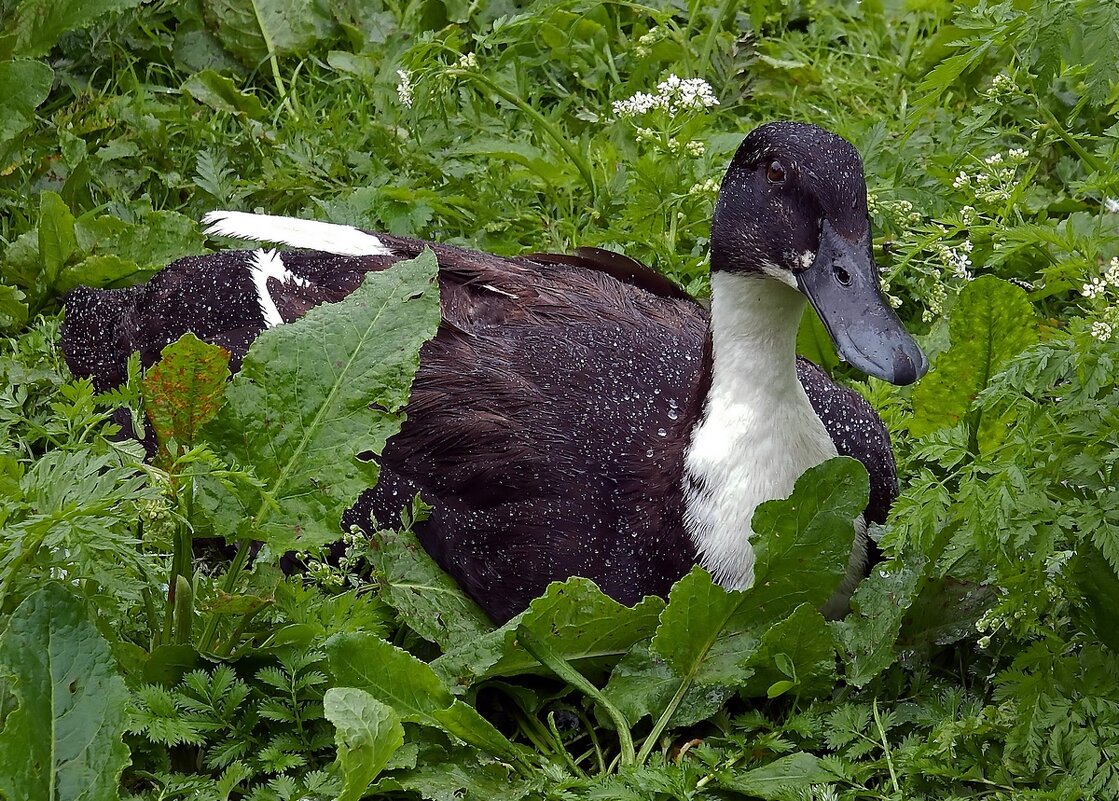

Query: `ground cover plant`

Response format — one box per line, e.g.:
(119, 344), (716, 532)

(1, 0), (1118, 798)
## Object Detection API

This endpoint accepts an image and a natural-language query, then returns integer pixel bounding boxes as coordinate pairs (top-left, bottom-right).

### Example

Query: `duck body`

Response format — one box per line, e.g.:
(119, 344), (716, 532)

(61, 122), (923, 624)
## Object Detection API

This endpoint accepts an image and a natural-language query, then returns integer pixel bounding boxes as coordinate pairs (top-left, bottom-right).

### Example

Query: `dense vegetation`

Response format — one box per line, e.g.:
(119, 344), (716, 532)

(2, 0), (1118, 798)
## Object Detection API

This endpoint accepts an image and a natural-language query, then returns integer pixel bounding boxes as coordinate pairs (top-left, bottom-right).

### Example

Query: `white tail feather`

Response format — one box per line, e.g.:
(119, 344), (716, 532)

(202, 210), (391, 257)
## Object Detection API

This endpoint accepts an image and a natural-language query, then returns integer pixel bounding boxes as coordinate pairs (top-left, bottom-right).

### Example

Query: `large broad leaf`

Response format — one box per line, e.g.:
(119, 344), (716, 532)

(202, 251), (440, 553)
(714, 753), (837, 799)
(324, 687), (404, 801)
(0, 0), (142, 59)
(0, 584), (131, 801)
(830, 550), (927, 687)
(738, 603), (837, 699)
(910, 276), (1037, 442)
(651, 457), (867, 688)
(325, 632), (520, 762)
(601, 641), (730, 727)
(0, 60), (52, 151)
(38, 191), (77, 298)
(432, 578), (664, 689)
(371, 526), (492, 654)
(142, 333), (231, 466)
(202, 0), (337, 67)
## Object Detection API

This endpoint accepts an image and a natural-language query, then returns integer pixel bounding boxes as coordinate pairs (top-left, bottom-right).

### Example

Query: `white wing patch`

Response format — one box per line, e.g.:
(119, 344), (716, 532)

(203, 210), (391, 257)
(250, 249), (306, 328)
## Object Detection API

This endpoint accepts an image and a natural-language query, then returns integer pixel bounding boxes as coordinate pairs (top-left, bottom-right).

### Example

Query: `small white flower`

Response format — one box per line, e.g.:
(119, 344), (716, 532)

(960, 205), (976, 224)
(685, 140), (706, 157)
(456, 52), (478, 69)
(984, 153), (1004, 166)
(396, 69), (414, 108)
(1007, 147), (1028, 161)
(1105, 198), (1119, 214)
(1105, 257), (1119, 287)
(952, 171), (970, 189)
(1082, 277), (1107, 299)
(612, 75), (718, 119)
(1091, 321), (1113, 341)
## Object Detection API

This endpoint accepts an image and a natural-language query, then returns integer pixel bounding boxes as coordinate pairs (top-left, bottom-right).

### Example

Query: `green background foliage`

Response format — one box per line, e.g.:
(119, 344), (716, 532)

(1, 0), (1118, 799)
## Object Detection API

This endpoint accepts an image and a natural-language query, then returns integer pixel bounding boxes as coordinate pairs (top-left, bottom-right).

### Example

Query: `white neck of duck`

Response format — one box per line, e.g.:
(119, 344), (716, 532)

(683, 271), (846, 591)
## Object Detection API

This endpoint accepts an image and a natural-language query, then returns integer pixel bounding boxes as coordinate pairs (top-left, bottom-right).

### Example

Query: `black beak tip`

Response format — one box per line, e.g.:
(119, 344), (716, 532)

(890, 346), (928, 386)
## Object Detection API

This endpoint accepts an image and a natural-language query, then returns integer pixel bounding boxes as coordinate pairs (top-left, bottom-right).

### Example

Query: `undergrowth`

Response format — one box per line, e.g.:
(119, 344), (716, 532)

(1, 0), (1118, 799)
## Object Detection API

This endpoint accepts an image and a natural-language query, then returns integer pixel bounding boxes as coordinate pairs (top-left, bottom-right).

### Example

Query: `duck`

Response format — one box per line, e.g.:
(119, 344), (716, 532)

(61, 121), (927, 624)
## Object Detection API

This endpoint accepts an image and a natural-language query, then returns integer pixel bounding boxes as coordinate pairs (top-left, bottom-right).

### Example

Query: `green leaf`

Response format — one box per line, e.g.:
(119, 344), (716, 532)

(831, 551), (926, 687)
(602, 641), (730, 727)
(910, 276), (1038, 441)
(202, 251), (440, 553)
(181, 70), (266, 118)
(37, 191), (77, 295)
(432, 578), (663, 689)
(0, 284), (28, 332)
(55, 255), (148, 294)
(0, 60), (53, 150)
(371, 525), (492, 653)
(739, 603), (837, 700)
(0, 584), (131, 801)
(0, 0), (142, 59)
(202, 0), (337, 66)
(324, 687), (404, 801)
(652, 458), (867, 687)
(1073, 545), (1119, 653)
(715, 753), (836, 799)
(142, 333), (231, 462)
(325, 632), (519, 761)
(796, 305), (839, 374)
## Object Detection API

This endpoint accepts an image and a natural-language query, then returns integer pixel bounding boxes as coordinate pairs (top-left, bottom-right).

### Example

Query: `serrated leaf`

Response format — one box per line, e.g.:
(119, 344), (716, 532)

(911, 276), (1038, 441)
(142, 333), (231, 463)
(715, 753), (836, 798)
(325, 632), (518, 761)
(324, 687), (404, 801)
(38, 191), (77, 294)
(182, 69), (266, 118)
(372, 526), (492, 653)
(0, 0), (142, 59)
(202, 251), (440, 552)
(0, 59), (53, 150)
(0, 584), (131, 801)
(202, 0), (336, 66)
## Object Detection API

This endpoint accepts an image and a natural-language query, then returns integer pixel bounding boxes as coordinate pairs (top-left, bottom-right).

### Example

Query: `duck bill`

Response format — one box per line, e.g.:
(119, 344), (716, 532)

(797, 221), (928, 385)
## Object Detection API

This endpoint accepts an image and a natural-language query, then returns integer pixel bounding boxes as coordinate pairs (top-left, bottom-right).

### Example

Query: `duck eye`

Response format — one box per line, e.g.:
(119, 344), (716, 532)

(766, 160), (786, 184)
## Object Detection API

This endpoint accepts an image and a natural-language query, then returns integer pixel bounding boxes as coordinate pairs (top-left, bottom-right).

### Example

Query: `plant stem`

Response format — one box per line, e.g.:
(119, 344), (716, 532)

(449, 69), (596, 196)
(518, 627), (635, 767)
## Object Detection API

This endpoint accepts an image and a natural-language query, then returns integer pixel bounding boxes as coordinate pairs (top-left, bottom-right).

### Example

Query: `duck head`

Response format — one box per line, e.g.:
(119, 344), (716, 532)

(711, 121), (927, 385)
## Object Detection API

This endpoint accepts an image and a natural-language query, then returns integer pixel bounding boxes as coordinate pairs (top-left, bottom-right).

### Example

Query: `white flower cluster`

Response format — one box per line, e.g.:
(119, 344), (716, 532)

(612, 75), (719, 118)
(456, 52), (478, 69)
(952, 148), (1028, 204)
(1082, 257), (1119, 299)
(688, 177), (720, 195)
(396, 69), (414, 108)
(1091, 321), (1113, 341)
(981, 72), (1017, 100)
(931, 238), (974, 282)
(1081, 257), (1119, 341)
